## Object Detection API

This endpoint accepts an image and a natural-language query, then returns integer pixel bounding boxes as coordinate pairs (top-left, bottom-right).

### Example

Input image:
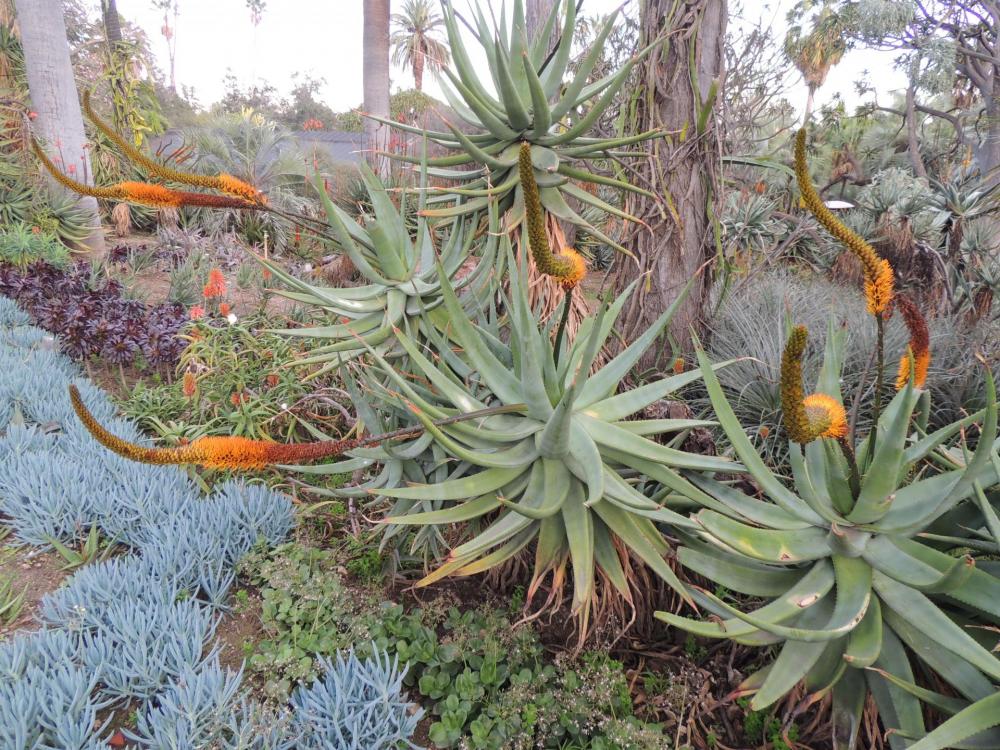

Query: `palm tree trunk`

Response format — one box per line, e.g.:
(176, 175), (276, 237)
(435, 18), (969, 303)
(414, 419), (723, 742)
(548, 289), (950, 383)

(363, 0), (391, 179)
(414, 51), (424, 92)
(611, 0), (726, 367)
(803, 84), (816, 123)
(14, 0), (104, 252)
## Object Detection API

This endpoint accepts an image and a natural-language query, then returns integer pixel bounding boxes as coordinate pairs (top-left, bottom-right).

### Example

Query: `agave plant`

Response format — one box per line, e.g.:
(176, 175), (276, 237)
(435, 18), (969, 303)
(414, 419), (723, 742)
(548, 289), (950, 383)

(260, 163), (499, 374)
(658, 324), (1000, 750)
(311, 250), (736, 635)
(374, 0), (657, 248)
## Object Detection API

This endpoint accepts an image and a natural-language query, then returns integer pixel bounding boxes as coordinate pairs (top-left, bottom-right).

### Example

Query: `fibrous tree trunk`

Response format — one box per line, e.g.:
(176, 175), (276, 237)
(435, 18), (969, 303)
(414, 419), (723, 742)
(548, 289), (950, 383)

(612, 0), (726, 369)
(15, 0), (104, 252)
(526, 0), (559, 56)
(101, 0), (122, 46)
(363, 0), (391, 179)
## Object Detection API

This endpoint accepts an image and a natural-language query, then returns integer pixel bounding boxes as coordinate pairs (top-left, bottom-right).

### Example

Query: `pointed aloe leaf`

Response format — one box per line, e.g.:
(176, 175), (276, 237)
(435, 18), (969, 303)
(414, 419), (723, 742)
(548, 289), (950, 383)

(677, 544), (804, 598)
(379, 465), (527, 501)
(548, 9), (620, 121)
(750, 601), (836, 710)
(906, 693), (1000, 750)
(593, 521), (630, 600)
(539, 0), (576, 98)
(656, 561), (835, 639)
(455, 526), (537, 576)
(522, 52), (552, 137)
(565, 422), (604, 506)
(696, 509), (830, 563)
(385, 494), (501, 525)
(694, 555), (871, 643)
(561, 480), (594, 613)
(844, 595), (882, 668)
(874, 571), (1000, 681)
(831, 667), (866, 750)
(867, 624), (925, 750)
(696, 343), (825, 525)
(849, 385), (919, 523)
(436, 260), (522, 405)
(591, 500), (690, 605)
(903, 408), (986, 465)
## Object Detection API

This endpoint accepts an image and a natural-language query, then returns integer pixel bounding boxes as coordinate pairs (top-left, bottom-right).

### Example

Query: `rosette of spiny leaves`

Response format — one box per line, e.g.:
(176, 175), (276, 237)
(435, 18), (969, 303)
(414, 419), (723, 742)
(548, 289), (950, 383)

(345, 249), (737, 636)
(259, 164), (501, 374)
(657, 325), (1000, 750)
(374, 0), (658, 249)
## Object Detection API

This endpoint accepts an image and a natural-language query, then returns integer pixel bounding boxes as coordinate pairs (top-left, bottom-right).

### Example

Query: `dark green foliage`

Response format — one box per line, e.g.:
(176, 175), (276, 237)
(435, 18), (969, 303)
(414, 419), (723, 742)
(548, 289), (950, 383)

(241, 542), (668, 749)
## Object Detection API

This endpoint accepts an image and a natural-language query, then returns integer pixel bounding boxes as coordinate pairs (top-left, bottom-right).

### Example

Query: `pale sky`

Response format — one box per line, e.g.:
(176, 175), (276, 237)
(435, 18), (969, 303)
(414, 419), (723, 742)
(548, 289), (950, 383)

(117, 0), (907, 117)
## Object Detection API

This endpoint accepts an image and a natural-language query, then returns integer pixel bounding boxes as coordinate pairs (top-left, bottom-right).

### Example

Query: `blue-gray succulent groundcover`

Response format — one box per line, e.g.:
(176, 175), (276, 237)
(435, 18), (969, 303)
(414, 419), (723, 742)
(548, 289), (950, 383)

(0, 296), (422, 749)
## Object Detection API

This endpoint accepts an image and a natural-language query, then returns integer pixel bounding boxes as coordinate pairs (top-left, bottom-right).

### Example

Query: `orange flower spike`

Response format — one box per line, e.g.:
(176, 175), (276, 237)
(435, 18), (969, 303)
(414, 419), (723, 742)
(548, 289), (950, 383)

(895, 295), (931, 390)
(34, 139), (261, 210)
(69, 384), (362, 470)
(795, 129), (894, 315)
(82, 90), (266, 206)
(32, 140), (122, 201)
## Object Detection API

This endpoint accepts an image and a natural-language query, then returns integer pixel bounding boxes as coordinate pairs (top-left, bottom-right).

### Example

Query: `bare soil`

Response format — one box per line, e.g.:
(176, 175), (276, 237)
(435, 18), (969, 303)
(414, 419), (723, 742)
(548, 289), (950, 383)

(0, 544), (69, 637)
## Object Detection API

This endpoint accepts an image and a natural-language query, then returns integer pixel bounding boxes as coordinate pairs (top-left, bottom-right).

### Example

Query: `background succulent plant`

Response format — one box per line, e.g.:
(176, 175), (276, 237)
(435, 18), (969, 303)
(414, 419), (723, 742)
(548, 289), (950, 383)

(261, 165), (499, 374)
(377, 0), (657, 249)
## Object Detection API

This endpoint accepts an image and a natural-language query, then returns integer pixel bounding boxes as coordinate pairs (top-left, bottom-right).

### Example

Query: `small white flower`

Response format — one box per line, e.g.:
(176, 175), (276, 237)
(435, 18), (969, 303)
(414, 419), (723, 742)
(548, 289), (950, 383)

(303, 262), (313, 273)
(226, 313), (238, 325)
(280, 402), (289, 411)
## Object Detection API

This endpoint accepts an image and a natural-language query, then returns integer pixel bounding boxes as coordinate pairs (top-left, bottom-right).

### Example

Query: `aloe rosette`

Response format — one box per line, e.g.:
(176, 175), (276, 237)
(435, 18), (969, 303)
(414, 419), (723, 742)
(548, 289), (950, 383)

(658, 326), (1000, 750)
(260, 164), (500, 374)
(373, 0), (658, 250)
(326, 251), (738, 631)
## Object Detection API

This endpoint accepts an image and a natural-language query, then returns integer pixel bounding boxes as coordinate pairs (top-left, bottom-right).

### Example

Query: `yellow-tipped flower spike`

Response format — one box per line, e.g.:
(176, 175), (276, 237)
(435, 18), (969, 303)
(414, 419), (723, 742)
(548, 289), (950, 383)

(83, 90), (267, 205)
(802, 393), (848, 439)
(518, 142), (587, 290)
(780, 325), (814, 444)
(895, 295), (931, 390)
(795, 129), (894, 315)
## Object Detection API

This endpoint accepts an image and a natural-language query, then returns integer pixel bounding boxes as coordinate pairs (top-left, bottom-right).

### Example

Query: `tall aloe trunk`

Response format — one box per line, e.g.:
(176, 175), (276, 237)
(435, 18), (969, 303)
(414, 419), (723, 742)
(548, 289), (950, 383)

(612, 0), (726, 367)
(14, 0), (104, 252)
(363, 0), (391, 179)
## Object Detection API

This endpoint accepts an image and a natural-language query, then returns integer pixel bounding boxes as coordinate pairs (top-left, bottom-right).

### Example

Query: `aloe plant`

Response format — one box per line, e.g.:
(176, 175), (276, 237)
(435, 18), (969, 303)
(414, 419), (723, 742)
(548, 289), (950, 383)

(374, 0), (657, 249)
(260, 164), (500, 374)
(658, 323), (1000, 750)
(307, 250), (736, 634)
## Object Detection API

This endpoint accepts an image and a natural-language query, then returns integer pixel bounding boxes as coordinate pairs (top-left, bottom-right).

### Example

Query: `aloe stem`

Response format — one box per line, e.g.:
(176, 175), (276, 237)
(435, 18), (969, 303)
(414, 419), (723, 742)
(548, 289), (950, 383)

(552, 288), (572, 366)
(873, 312), (885, 429)
(838, 436), (862, 501)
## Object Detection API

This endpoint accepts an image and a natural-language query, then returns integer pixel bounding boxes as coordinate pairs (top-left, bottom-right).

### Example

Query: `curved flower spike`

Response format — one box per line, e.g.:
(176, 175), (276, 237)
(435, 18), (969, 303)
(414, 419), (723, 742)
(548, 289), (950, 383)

(70, 386), (526, 471)
(519, 142), (587, 290)
(795, 128), (893, 315)
(33, 140), (261, 211)
(83, 90), (266, 206)
(894, 295), (931, 390)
